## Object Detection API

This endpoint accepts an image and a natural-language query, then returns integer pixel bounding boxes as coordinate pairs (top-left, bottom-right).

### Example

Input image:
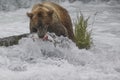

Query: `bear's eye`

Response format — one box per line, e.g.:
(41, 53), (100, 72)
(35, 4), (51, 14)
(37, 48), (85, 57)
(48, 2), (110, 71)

(47, 10), (54, 16)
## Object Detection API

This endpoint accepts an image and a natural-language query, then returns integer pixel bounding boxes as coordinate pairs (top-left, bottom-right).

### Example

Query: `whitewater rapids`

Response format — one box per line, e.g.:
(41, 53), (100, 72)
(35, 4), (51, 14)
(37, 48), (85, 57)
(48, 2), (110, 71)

(0, 1), (120, 80)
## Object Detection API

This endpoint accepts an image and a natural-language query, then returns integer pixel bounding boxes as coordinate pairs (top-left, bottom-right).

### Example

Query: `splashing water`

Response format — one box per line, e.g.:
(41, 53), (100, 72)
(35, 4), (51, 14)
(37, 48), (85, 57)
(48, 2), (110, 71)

(0, 1), (120, 80)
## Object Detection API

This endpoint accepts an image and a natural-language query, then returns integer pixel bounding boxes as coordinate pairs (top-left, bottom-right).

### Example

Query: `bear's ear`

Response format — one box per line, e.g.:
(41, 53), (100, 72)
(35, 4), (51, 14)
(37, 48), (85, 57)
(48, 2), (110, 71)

(27, 12), (33, 18)
(47, 10), (54, 16)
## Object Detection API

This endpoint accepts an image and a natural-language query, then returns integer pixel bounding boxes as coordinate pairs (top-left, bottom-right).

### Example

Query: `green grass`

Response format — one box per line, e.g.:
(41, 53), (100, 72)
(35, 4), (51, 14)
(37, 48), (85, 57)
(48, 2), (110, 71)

(74, 12), (92, 49)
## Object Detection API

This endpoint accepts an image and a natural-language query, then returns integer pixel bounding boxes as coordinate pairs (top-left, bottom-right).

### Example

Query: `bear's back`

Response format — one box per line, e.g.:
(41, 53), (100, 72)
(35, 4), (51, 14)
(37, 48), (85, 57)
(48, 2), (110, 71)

(42, 2), (75, 41)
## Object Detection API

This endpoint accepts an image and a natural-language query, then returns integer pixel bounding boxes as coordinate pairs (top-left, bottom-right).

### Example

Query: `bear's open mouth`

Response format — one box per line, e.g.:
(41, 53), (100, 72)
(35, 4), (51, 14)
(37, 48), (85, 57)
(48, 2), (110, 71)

(37, 25), (48, 38)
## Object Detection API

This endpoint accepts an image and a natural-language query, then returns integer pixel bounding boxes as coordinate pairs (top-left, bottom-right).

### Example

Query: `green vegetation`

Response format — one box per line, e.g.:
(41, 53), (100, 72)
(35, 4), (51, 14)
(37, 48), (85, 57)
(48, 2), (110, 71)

(74, 12), (92, 49)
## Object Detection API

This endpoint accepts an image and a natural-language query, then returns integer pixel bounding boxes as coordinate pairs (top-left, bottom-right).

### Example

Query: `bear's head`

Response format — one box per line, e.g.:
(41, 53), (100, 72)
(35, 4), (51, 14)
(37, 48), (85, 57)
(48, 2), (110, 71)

(27, 5), (53, 38)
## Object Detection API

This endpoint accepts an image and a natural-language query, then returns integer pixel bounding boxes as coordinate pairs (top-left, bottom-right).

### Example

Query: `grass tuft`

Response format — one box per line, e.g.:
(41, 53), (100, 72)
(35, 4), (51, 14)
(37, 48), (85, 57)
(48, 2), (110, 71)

(74, 12), (92, 49)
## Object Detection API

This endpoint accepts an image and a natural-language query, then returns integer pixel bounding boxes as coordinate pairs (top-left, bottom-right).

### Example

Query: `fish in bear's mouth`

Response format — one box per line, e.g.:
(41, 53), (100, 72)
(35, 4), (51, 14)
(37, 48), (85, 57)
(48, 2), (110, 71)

(37, 25), (48, 40)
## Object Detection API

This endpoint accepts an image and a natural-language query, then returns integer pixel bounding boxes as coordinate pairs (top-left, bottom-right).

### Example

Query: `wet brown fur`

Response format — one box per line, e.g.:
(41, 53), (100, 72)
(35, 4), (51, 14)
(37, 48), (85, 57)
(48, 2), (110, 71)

(27, 2), (75, 42)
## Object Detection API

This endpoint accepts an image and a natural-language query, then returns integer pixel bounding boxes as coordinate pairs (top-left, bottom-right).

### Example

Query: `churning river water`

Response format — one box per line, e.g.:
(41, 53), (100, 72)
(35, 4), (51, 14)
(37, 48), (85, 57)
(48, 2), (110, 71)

(0, 1), (120, 80)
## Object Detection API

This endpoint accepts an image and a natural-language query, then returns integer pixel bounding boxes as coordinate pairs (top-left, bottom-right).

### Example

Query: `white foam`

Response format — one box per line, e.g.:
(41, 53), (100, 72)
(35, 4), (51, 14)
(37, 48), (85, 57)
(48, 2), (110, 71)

(0, 1), (120, 80)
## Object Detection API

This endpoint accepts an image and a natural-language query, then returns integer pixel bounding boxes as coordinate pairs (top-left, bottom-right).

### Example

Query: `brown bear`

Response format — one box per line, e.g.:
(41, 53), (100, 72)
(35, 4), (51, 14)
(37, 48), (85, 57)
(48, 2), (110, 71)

(27, 1), (75, 42)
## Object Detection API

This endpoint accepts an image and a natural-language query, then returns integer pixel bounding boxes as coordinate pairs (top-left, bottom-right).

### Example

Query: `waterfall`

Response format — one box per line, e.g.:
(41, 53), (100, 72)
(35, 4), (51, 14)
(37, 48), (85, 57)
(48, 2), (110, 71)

(0, 0), (65, 11)
(0, 0), (120, 11)
(0, 0), (41, 11)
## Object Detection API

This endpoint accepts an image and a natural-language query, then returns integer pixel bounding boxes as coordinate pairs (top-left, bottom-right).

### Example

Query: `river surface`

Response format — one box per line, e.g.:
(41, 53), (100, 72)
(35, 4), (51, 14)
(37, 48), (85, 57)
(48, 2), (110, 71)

(0, 1), (120, 80)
